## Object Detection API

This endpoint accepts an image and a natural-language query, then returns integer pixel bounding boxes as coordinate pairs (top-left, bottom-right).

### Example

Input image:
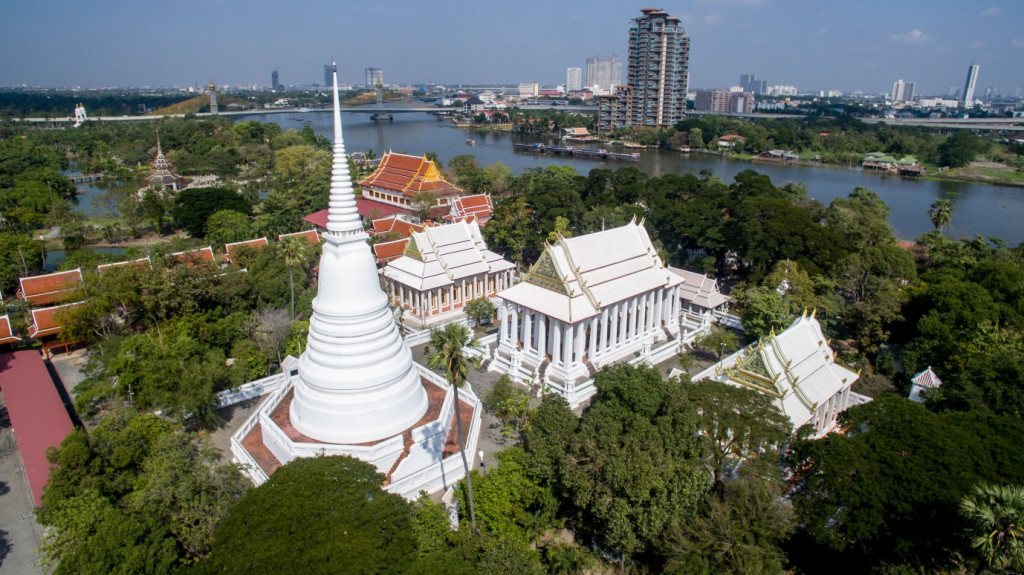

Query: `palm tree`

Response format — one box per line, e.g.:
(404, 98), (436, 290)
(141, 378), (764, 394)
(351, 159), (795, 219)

(279, 237), (308, 319)
(425, 323), (481, 530)
(928, 199), (954, 232)
(960, 483), (1024, 573)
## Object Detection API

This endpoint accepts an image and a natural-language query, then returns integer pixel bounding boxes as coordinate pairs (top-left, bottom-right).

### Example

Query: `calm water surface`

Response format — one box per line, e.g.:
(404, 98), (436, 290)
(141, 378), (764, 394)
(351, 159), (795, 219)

(79, 109), (1022, 245)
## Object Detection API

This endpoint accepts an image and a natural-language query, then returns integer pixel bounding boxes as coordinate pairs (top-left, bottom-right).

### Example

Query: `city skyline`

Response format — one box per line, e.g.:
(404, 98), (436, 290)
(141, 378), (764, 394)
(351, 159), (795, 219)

(2, 0), (1023, 96)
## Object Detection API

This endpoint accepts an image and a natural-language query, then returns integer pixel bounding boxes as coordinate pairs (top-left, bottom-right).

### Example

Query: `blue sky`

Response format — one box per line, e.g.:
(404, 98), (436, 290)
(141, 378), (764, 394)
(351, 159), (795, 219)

(2, 0), (1022, 96)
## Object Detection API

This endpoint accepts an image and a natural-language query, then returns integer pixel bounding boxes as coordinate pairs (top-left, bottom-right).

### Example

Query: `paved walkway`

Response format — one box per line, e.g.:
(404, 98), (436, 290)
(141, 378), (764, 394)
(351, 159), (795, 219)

(0, 393), (45, 575)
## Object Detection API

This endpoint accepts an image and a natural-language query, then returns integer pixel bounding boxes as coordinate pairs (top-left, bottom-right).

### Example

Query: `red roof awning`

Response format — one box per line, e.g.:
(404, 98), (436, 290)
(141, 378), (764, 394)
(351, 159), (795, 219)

(0, 350), (75, 506)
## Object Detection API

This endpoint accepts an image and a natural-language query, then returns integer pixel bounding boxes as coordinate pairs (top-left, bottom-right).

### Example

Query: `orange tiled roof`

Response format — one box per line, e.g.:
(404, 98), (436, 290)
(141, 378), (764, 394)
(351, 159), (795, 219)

(371, 216), (424, 237)
(358, 152), (462, 199)
(278, 229), (321, 244)
(97, 257), (153, 275)
(0, 314), (19, 345)
(169, 247), (216, 266)
(18, 269), (83, 306)
(446, 194), (493, 224)
(224, 237), (269, 261)
(27, 302), (86, 339)
(372, 238), (409, 265)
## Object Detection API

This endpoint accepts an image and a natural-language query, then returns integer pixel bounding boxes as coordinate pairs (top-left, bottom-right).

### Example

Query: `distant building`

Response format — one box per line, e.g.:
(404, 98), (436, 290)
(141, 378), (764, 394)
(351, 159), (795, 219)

(962, 63), (980, 108)
(518, 82), (539, 98)
(566, 67), (582, 92)
(272, 70), (281, 91)
(145, 136), (183, 192)
(695, 90), (752, 113)
(586, 56), (621, 94)
(892, 79), (915, 102)
(740, 74), (767, 94)
(365, 67), (384, 87)
(625, 8), (689, 127)
(323, 64), (332, 87)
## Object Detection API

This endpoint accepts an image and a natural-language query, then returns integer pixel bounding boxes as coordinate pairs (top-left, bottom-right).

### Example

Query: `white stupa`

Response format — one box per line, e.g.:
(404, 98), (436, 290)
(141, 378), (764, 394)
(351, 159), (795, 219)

(231, 63), (481, 499)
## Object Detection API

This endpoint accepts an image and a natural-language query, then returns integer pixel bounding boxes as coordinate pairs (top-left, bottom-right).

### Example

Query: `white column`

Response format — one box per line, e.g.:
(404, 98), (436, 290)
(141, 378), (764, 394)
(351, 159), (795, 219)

(655, 288), (664, 327)
(562, 322), (573, 368)
(629, 297), (639, 340)
(552, 320), (562, 366)
(498, 305), (508, 343)
(537, 314), (547, 359)
(598, 308), (608, 356)
(510, 304), (519, 347)
(611, 303), (620, 347)
(522, 308), (533, 352)
(588, 317), (598, 358)
(574, 323), (585, 364)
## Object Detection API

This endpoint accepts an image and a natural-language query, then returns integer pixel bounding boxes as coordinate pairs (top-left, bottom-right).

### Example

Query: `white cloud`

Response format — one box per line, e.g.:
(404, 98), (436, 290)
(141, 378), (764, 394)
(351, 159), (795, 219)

(981, 8), (1003, 17)
(1012, 39), (1024, 48)
(890, 29), (933, 44)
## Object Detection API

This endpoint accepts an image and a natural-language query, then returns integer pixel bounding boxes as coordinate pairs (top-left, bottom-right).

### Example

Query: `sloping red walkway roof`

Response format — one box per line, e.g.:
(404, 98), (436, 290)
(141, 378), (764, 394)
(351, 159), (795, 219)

(28, 302), (86, 339)
(0, 350), (75, 506)
(18, 269), (83, 305)
(0, 315), (19, 345)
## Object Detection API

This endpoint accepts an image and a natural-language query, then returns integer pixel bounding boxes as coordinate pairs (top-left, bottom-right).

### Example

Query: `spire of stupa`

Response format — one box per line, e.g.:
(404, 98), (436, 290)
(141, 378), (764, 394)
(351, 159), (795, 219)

(289, 61), (428, 444)
(325, 61), (363, 236)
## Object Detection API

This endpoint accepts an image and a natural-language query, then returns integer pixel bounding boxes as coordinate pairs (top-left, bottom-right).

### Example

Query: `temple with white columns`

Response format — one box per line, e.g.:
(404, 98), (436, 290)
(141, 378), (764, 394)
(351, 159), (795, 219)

(231, 63), (480, 499)
(490, 221), (684, 406)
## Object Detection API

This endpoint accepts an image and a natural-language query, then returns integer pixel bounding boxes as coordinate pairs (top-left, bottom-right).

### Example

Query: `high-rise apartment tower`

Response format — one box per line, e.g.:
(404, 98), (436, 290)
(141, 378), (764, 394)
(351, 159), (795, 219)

(566, 67), (582, 92)
(365, 67), (384, 88)
(586, 56), (621, 93)
(962, 64), (980, 108)
(625, 8), (690, 128)
(892, 79), (915, 102)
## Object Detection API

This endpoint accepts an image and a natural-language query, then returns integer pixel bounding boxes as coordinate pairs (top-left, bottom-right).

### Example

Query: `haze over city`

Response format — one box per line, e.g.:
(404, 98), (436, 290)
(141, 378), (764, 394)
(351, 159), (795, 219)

(3, 0), (1023, 95)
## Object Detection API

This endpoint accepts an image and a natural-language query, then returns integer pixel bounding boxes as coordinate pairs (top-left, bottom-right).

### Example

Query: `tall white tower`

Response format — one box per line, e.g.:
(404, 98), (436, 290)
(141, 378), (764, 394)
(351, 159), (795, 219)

(289, 62), (428, 444)
(963, 64), (980, 108)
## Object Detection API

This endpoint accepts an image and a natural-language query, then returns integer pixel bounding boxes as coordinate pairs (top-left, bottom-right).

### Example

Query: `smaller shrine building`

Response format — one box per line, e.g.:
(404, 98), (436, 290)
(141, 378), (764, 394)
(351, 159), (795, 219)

(358, 151), (462, 211)
(381, 219), (515, 328)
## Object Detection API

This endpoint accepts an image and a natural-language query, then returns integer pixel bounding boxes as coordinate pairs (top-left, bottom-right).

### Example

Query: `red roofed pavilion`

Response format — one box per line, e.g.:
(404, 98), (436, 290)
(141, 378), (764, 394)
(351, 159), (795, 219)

(0, 315), (20, 346)
(371, 216), (424, 237)
(445, 194), (493, 225)
(358, 152), (462, 210)
(18, 269), (83, 306)
(224, 237), (269, 261)
(0, 350), (76, 506)
(278, 229), (321, 244)
(169, 246), (216, 266)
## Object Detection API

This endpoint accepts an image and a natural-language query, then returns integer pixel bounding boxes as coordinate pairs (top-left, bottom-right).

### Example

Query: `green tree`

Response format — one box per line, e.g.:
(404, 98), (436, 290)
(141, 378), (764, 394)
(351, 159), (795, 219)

(411, 191), (438, 222)
(737, 287), (792, 341)
(928, 198), (954, 231)
(205, 209), (253, 247)
(959, 484), (1024, 573)
(142, 187), (173, 234)
(173, 187), (252, 238)
(483, 196), (532, 265)
(687, 380), (791, 501)
(938, 130), (987, 168)
(194, 457), (423, 575)
(464, 297), (496, 328)
(426, 323), (482, 530)
(562, 365), (709, 562)
(278, 236), (309, 319)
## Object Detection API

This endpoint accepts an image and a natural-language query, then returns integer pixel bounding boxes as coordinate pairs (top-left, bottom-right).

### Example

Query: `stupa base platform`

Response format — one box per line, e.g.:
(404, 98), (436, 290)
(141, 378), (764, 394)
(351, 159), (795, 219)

(230, 362), (482, 500)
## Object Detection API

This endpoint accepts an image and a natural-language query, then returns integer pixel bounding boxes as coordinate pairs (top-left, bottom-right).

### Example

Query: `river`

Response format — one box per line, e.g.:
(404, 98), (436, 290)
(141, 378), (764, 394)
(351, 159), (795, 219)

(77, 109), (1024, 245)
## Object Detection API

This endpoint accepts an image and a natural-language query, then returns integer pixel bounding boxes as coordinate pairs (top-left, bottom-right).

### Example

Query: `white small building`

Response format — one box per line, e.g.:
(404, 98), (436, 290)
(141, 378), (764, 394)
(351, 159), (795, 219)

(380, 219), (516, 329)
(686, 313), (867, 438)
(908, 366), (942, 403)
(491, 221), (684, 406)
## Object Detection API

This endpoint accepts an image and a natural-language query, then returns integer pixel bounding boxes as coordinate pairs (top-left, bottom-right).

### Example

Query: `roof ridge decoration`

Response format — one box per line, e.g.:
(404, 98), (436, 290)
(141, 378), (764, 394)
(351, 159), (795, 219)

(325, 61), (363, 237)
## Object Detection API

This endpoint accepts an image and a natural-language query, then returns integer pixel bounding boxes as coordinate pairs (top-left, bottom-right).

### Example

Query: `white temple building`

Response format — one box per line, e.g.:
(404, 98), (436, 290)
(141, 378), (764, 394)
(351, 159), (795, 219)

(490, 221), (684, 406)
(231, 64), (481, 499)
(381, 219), (515, 329)
(683, 312), (868, 438)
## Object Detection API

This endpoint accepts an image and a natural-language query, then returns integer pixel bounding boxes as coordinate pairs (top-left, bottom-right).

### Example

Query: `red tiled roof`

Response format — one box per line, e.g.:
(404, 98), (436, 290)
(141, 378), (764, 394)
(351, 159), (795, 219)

(97, 257), (152, 275)
(278, 229), (321, 244)
(169, 246), (216, 266)
(28, 301), (85, 339)
(0, 315), (19, 345)
(358, 152), (462, 199)
(0, 350), (75, 506)
(224, 237), (269, 261)
(446, 194), (493, 224)
(371, 216), (423, 237)
(18, 269), (83, 305)
(372, 238), (409, 265)
(303, 209), (329, 229)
